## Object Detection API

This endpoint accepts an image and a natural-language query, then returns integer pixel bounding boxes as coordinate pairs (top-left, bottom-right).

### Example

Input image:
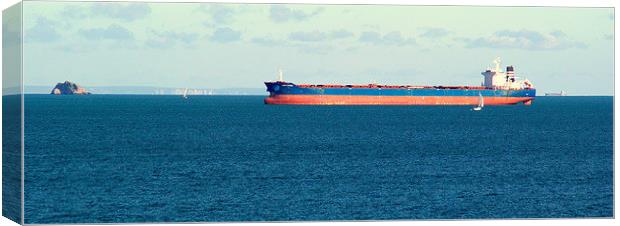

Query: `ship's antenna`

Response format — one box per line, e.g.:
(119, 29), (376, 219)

(278, 69), (283, 82)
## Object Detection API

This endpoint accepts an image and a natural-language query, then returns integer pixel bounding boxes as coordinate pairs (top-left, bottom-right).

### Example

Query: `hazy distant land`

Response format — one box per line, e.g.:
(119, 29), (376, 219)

(24, 86), (266, 96)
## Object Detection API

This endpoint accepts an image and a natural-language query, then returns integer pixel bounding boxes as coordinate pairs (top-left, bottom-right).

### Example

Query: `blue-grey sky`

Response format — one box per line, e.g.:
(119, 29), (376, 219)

(22, 2), (614, 95)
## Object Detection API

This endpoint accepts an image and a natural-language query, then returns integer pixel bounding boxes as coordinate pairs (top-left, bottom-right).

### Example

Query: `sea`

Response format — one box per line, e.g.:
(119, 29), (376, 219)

(22, 95), (613, 223)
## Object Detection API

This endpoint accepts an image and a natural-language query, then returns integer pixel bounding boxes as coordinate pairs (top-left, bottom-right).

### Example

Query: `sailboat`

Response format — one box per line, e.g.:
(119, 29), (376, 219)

(182, 88), (189, 99)
(472, 93), (484, 111)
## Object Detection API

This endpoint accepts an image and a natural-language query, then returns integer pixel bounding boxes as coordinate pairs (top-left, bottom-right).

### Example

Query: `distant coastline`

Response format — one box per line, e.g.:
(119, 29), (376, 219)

(24, 86), (266, 96)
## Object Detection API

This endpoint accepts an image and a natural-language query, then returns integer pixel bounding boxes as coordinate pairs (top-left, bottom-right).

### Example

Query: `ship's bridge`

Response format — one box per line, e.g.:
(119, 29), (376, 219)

(481, 57), (533, 90)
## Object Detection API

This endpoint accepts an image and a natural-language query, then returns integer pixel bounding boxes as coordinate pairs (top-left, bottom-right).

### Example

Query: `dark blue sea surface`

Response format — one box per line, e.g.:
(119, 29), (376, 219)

(23, 95), (613, 223)
(3, 95), (22, 223)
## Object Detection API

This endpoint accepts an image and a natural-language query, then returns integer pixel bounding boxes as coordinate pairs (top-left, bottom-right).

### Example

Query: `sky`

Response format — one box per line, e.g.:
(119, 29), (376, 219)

(20, 1), (614, 95)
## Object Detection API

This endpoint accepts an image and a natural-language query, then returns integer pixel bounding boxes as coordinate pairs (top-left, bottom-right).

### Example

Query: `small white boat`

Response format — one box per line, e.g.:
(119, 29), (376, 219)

(472, 93), (484, 111)
(182, 88), (189, 99)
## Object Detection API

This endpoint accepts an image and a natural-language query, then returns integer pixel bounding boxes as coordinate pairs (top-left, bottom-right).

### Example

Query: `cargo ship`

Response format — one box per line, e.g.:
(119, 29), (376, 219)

(264, 58), (535, 105)
(545, 91), (567, 96)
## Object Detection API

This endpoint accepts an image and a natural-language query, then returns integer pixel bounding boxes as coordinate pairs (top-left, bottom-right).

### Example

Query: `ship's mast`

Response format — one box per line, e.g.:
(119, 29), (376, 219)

(278, 69), (284, 82)
(493, 57), (501, 73)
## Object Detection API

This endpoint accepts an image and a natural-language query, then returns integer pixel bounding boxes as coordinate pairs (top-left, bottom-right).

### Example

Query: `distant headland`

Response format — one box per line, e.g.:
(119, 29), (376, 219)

(50, 81), (91, 95)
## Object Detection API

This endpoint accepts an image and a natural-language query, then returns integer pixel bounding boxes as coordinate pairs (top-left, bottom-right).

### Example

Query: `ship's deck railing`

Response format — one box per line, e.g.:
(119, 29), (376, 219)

(268, 81), (535, 90)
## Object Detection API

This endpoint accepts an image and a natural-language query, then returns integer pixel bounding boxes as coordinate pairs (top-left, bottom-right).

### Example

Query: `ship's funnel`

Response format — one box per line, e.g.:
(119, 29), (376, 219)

(506, 65), (514, 76)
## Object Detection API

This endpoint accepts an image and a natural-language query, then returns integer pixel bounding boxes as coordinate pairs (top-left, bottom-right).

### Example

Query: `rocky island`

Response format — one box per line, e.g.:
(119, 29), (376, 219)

(50, 81), (91, 95)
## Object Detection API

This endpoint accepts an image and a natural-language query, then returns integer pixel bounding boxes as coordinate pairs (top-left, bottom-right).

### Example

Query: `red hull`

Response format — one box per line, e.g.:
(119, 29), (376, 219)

(265, 95), (534, 105)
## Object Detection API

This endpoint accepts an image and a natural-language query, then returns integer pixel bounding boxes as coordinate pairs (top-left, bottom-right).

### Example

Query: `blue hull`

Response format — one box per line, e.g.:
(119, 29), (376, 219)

(266, 82), (536, 98)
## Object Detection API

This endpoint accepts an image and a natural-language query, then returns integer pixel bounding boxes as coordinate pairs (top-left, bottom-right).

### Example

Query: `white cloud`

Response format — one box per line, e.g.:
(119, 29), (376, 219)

(79, 24), (134, 40)
(269, 5), (323, 23)
(198, 4), (236, 25)
(359, 31), (416, 46)
(464, 30), (586, 50)
(91, 3), (151, 21)
(146, 31), (199, 48)
(419, 28), (450, 39)
(25, 18), (61, 43)
(210, 27), (242, 42)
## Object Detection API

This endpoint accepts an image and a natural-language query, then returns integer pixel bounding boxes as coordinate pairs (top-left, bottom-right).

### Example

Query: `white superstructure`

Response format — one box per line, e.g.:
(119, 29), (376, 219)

(481, 57), (533, 90)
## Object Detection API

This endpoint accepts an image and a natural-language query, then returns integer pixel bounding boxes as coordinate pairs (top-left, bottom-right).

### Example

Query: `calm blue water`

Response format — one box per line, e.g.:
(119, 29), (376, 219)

(23, 95), (613, 223)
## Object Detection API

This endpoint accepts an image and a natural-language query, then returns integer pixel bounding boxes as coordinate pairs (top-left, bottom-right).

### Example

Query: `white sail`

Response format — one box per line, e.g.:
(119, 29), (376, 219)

(472, 93), (483, 111)
(182, 88), (188, 99)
